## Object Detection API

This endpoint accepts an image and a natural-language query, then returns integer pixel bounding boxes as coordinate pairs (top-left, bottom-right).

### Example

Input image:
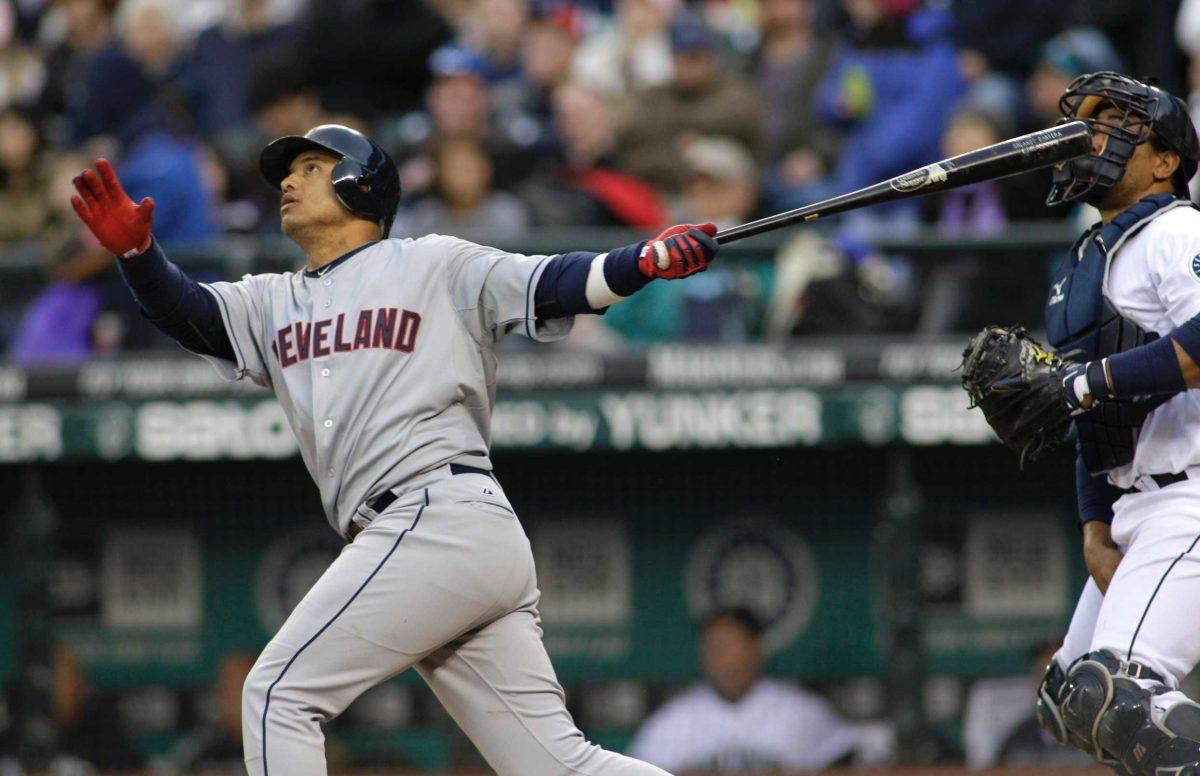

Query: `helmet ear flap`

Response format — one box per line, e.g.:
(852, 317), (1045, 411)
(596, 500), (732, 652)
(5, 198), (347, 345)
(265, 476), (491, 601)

(330, 157), (380, 221)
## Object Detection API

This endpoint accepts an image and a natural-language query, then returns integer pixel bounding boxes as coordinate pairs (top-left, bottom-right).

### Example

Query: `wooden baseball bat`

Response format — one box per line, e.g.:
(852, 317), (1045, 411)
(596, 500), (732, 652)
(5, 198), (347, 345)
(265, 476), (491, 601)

(714, 120), (1093, 245)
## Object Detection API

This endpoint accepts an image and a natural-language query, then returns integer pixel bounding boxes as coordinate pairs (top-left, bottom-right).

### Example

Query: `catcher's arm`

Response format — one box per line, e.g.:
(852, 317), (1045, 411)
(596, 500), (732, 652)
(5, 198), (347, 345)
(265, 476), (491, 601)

(1076, 455), (1123, 593)
(1067, 314), (1200, 407)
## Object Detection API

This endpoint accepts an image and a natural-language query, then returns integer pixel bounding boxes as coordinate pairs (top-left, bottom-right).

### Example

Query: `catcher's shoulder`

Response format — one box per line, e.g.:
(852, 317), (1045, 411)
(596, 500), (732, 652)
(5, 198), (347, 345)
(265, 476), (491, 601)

(1144, 202), (1200, 238)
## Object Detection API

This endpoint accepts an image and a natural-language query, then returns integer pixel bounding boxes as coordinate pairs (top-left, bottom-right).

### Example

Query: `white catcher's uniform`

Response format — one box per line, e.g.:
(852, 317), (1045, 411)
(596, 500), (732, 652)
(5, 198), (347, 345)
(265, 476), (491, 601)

(1057, 205), (1200, 697)
(199, 236), (670, 776)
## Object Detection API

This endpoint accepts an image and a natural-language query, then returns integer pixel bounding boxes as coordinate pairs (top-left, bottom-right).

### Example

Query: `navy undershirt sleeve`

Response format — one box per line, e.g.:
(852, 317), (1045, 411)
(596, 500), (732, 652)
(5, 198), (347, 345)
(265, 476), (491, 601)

(1087, 334), (1185, 399)
(1076, 453), (1122, 527)
(603, 241), (651, 297)
(533, 242), (651, 319)
(117, 239), (235, 360)
(534, 251), (598, 319)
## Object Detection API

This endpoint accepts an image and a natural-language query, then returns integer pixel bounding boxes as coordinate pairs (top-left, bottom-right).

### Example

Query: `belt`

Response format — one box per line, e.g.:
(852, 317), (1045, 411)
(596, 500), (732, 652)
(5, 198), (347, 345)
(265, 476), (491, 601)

(349, 463), (493, 540)
(1123, 470), (1190, 494)
(1122, 659), (1165, 684)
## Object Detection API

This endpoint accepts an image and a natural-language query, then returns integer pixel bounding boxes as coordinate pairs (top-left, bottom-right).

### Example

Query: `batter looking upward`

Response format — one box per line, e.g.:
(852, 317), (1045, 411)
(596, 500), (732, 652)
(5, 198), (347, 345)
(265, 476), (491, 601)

(70, 124), (718, 776)
(965, 72), (1200, 776)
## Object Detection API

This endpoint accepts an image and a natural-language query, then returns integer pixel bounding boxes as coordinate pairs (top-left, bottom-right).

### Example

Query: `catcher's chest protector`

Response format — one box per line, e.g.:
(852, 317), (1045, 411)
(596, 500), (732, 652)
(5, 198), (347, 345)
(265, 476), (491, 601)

(1045, 194), (1191, 474)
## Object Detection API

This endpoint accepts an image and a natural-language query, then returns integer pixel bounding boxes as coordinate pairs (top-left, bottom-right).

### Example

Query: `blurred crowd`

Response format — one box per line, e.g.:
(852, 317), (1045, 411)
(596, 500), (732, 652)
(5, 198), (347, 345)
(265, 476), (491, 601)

(0, 0), (1197, 359)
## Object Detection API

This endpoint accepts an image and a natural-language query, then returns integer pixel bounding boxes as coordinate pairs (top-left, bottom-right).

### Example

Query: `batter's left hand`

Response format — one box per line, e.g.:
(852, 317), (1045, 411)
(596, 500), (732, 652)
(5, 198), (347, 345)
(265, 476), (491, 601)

(639, 223), (718, 280)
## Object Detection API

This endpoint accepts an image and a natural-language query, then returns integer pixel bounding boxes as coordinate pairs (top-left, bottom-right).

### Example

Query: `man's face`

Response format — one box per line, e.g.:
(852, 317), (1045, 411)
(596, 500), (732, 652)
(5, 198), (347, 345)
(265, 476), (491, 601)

(687, 174), (756, 225)
(279, 150), (353, 238)
(1084, 105), (1178, 209)
(257, 93), (322, 140)
(761, 0), (811, 30)
(701, 617), (762, 702)
(427, 75), (489, 139)
(673, 50), (717, 92)
(524, 23), (576, 89)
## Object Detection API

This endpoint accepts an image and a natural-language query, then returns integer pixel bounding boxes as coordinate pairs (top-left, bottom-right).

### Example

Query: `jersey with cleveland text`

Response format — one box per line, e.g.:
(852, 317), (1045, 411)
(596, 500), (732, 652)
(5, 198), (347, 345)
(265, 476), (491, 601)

(197, 235), (572, 533)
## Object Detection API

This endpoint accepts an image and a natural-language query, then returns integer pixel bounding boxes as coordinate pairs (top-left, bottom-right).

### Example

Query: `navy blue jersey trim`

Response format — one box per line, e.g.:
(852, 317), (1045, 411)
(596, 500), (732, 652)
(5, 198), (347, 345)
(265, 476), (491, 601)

(208, 286), (249, 372)
(524, 256), (549, 339)
(302, 240), (379, 278)
(260, 488), (429, 774)
(1126, 531), (1200, 660)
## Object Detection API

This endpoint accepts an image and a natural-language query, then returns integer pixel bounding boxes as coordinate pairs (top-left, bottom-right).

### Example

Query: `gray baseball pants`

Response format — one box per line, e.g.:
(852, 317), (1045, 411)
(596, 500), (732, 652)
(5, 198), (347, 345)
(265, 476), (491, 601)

(241, 471), (671, 776)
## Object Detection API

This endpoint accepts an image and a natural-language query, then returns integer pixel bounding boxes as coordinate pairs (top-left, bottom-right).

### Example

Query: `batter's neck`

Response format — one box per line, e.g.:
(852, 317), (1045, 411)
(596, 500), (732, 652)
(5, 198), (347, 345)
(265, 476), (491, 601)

(301, 226), (382, 272)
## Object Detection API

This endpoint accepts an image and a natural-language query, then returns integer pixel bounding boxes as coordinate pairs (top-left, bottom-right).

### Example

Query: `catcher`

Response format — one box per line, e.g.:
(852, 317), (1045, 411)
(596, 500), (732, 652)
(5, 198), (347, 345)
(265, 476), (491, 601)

(962, 72), (1200, 775)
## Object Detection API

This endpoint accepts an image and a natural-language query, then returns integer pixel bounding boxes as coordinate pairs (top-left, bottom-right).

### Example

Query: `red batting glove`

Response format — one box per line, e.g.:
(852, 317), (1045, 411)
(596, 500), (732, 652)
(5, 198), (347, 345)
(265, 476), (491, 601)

(638, 222), (719, 279)
(70, 159), (155, 258)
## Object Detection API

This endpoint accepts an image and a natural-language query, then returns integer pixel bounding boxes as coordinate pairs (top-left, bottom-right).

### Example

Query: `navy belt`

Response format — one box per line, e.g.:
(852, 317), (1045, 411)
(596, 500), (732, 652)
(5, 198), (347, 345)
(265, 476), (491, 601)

(1123, 470), (1189, 494)
(364, 463), (492, 514)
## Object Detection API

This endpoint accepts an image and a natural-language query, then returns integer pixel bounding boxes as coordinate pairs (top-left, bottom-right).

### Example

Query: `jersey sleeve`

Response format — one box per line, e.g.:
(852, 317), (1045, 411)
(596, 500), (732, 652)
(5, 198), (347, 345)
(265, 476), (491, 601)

(1149, 214), (1200, 327)
(197, 274), (275, 387)
(436, 235), (575, 344)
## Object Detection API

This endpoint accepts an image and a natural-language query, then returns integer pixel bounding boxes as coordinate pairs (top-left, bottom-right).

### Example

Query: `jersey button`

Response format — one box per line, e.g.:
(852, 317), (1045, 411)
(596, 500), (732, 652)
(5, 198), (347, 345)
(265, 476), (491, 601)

(323, 279), (332, 287)
(321, 368), (331, 377)
(323, 419), (333, 428)
(327, 467), (334, 477)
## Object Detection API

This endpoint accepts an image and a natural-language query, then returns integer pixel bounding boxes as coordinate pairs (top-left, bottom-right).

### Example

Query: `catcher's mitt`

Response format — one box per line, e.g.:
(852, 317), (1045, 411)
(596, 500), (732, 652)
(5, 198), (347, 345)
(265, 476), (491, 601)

(960, 325), (1074, 466)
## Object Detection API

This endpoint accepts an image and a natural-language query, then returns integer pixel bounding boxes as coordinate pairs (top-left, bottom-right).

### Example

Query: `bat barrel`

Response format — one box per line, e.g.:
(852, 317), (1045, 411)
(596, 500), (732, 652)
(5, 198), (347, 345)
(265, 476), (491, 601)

(714, 120), (1092, 245)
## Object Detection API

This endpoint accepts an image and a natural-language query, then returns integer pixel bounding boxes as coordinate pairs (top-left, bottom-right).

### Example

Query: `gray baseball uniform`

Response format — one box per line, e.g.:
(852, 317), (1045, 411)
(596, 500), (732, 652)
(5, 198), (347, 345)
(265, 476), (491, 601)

(199, 235), (670, 776)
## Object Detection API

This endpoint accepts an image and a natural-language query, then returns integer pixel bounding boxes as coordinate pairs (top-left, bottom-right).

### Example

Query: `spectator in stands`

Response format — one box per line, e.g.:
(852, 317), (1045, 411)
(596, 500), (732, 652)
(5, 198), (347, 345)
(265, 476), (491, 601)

(618, 13), (765, 195)
(0, 108), (50, 242)
(672, 137), (761, 341)
(180, 0), (302, 139)
(115, 0), (183, 81)
(155, 652), (256, 775)
(1023, 27), (1124, 133)
(516, 2), (585, 154)
(394, 45), (538, 201)
(37, 0), (142, 147)
(236, 58), (332, 231)
(392, 137), (530, 239)
(678, 136), (760, 229)
(455, 0), (530, 108)
(113, 107), (218, 246)
(518, 80), (667, 228)
(298, 0), (451, 120)
(572, 0), (675, 99)
(815, 0), (966, 207)
(248, 58), (326, 144)
(7, 148), (109, 362)
(753, 0), (839, 187)
(629, 608), (868, 773)
(51, 647), (144, 772)
(13, 72), (214, 362)
(0, 0), (46, 112)
(953, 0), (1065, 81)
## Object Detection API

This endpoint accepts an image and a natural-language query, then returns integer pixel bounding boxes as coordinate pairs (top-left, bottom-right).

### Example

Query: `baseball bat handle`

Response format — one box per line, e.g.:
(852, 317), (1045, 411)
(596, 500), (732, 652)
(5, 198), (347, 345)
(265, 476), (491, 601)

(713, 120), (1093, 245)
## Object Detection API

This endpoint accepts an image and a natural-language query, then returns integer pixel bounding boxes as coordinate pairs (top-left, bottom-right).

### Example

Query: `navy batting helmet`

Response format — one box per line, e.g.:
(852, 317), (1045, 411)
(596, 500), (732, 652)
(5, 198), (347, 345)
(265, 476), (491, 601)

(260, 124), (401, 235)
(1048, 72), (1200, 205)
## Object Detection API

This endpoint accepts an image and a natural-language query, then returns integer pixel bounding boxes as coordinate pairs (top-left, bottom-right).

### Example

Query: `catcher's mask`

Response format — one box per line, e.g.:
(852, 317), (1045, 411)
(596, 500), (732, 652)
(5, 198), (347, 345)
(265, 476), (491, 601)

(1046, 71), (1200, 206)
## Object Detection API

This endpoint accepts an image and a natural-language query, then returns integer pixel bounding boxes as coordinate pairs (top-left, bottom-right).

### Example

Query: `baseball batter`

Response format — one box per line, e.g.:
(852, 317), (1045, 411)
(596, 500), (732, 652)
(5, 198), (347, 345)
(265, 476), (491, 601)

(965, 73), (1200, 776)
(70, 125), (719, 776)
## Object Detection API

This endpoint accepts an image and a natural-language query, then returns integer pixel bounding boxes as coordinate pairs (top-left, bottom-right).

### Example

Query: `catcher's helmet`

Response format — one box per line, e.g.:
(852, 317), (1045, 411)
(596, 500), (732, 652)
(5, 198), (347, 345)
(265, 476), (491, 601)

(1048, 72), (1200, 205)
(260, 124), (400, 234)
